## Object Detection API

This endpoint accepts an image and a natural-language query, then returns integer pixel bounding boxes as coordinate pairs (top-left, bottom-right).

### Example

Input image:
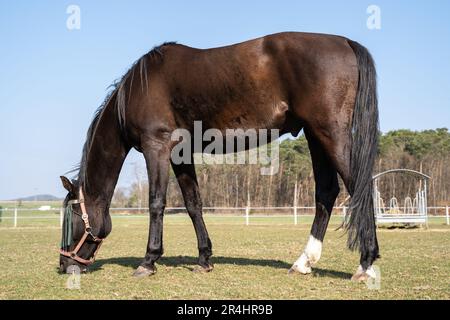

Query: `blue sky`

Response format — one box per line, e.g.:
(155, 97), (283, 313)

(0, 0), (449, 199)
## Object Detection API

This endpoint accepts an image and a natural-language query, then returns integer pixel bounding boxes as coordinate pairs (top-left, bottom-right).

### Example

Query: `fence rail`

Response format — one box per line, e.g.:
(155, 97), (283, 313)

(0, 205), (448, 228)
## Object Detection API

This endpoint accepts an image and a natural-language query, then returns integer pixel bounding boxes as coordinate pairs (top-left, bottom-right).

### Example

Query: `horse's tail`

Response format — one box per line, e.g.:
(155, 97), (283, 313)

(345, 40), (380, 261)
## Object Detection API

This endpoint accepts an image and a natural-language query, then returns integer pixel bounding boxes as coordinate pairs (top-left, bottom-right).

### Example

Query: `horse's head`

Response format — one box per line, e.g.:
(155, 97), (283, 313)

(58, 176), (106, 274)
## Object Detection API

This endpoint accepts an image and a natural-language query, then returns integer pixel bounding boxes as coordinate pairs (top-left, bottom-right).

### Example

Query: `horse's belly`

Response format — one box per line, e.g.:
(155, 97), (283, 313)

(208, 99), (289, 131)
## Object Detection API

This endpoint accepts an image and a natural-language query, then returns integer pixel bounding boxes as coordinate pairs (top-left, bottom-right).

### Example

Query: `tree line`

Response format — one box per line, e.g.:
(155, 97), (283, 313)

(112, 128), (450, 209)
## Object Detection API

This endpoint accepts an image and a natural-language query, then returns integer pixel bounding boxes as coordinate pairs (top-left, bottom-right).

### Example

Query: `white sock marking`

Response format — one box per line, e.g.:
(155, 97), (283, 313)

(304, 235), (322, 264)
(292, 235), (323, 273)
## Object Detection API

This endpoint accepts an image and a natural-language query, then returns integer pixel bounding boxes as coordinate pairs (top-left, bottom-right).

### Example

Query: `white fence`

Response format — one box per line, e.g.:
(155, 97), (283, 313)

(0, 205), (448, 228)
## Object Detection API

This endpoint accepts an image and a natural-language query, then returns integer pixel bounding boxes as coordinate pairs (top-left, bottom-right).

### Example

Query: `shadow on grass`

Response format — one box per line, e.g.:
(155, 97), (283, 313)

(90, 256), (352, 279)
(311, 268), (352, 280)
(90, 255), (292, 272)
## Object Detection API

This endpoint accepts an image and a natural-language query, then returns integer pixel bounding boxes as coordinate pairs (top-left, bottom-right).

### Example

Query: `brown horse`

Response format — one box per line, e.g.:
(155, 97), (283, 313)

(59, 32), (379, 281)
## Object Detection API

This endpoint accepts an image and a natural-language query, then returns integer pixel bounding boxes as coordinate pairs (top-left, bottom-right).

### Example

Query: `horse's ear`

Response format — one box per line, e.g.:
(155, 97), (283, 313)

(60, 176), (74, 193)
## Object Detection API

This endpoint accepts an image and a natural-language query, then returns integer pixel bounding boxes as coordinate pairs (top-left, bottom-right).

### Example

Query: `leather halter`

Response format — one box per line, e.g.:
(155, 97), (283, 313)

(60, 187), (103, 266)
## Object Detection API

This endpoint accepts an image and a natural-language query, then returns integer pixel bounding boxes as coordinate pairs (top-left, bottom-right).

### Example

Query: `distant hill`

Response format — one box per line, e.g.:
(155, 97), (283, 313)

(15, 194), (63, 201)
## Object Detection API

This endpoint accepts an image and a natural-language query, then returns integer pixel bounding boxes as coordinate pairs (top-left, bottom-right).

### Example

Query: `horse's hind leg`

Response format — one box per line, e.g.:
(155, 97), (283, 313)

(171, 160), (213, 272)
(289, 129), (340, 274)
(294, 103), (379, 281)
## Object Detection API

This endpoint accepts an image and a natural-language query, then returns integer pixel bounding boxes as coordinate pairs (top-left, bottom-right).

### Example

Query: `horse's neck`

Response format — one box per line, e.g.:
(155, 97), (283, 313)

(83, 103), (130, 205)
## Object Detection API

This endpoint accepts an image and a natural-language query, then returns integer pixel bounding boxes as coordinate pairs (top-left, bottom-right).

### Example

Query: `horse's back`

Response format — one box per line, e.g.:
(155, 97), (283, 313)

(144, 32), (358, 133)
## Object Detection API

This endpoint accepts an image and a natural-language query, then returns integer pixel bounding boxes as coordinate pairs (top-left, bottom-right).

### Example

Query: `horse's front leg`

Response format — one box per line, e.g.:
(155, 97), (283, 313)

(134, 139), (171, 277)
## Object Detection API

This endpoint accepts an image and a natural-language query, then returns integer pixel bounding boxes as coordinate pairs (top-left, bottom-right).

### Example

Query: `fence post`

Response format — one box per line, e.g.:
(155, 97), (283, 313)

(60, 207), (64, 227)
(293, 181), (298, 225)
(14, 208), (18, 228)
(245, 189), (250, 226)
(343, 206), (347, 222)
(446, 206), (449, 225)
(245, 206), (249, 226)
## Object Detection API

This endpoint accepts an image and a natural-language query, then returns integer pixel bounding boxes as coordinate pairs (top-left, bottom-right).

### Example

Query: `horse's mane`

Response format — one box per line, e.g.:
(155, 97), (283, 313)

(72, 42), (177, 188)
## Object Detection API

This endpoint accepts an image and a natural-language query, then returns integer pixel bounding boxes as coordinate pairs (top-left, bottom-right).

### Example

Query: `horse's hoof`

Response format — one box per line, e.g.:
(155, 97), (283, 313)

(351, 270), (376, 282)
(133, 265), (156, 278)
(351, 265), (376, 282)
(351, 272), (370, 282)
(193, 264), (214, 273)
(288, 264), (312, 275)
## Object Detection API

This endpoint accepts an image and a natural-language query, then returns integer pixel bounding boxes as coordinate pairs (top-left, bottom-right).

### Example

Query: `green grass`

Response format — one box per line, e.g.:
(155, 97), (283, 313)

(0, 201), (61, 209)
(0, 215), (449, 300)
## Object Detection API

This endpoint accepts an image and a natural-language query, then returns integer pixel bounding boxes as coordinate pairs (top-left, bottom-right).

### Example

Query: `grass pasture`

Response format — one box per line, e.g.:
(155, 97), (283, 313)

(0, 214), (449, 300)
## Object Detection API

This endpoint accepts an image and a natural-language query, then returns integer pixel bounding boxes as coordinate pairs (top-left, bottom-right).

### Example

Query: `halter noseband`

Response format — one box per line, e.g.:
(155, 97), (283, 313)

(60, 187), (104, 266)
